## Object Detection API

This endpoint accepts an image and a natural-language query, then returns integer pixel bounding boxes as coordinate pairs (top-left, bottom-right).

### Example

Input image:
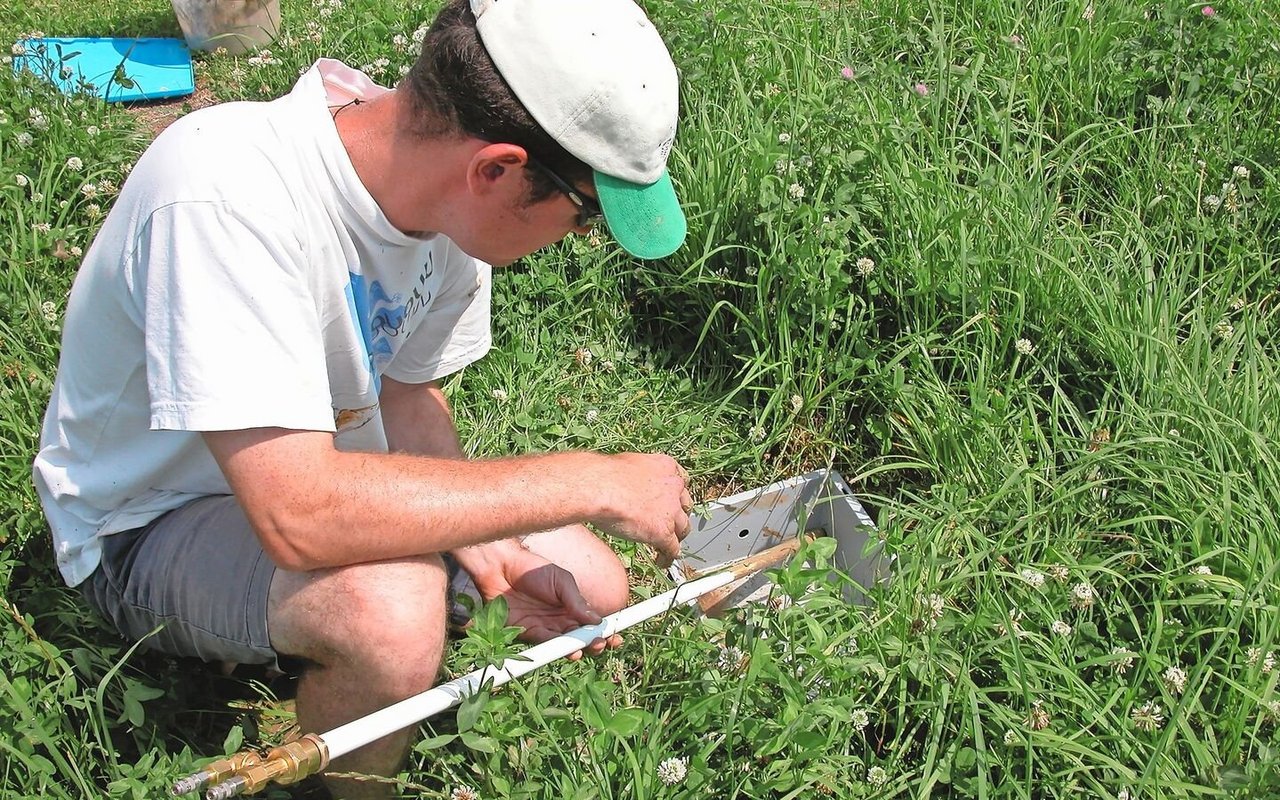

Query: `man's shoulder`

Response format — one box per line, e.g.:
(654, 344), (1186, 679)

(124, 98), (314, 222)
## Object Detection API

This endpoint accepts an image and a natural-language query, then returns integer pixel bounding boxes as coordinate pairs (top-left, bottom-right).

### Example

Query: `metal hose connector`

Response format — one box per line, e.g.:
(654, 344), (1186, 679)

(201, 734), (329, 799)
(204, 775), (249, 800)
(173, 751), (265, 796)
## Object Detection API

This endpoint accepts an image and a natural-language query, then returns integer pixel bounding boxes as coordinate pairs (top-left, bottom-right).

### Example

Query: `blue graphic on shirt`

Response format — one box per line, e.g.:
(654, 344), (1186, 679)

(345, 272), (409, 392)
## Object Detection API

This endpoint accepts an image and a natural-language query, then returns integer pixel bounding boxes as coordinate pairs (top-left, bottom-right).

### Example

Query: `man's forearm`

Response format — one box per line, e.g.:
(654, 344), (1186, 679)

(208, 426), (611, 571)
(205, 381), (689, 571)
(380, 377), (466, 459)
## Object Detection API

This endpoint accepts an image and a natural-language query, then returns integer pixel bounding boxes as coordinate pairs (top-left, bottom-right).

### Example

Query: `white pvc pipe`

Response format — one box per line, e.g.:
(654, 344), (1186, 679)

(321, 569), (738, 760)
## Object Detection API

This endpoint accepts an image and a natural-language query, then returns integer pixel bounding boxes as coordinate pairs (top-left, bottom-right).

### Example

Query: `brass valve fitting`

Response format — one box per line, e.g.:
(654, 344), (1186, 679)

(203, 734), (329, 800)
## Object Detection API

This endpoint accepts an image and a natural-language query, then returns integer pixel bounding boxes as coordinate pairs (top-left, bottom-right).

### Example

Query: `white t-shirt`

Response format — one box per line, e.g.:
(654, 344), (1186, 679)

(34, 60), (493, 587)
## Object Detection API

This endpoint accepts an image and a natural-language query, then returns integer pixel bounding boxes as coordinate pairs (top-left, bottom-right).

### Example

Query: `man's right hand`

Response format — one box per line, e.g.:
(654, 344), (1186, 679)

(591, 453), (693, 567)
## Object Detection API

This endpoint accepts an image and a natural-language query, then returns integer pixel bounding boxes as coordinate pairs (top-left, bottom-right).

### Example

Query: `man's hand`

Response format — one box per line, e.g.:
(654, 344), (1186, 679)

(467, 543), (622, 660)
(591, 454), (693, 568)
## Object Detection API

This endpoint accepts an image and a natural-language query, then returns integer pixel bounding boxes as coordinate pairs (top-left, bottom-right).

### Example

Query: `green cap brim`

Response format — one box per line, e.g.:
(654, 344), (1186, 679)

(594, 169), (687, 260)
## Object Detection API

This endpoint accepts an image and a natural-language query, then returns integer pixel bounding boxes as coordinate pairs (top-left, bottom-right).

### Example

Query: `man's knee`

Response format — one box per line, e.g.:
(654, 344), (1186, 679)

(524, 525), (630, 616)
(269, 553), (450, 690)
(582, 547), (629, 616)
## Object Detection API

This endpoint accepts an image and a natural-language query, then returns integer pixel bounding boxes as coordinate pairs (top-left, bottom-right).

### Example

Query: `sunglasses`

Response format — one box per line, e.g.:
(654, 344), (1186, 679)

(527, 157), (604, 229)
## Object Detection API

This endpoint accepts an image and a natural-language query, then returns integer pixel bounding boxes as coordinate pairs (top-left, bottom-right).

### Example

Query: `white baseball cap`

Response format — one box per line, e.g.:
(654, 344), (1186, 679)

(470, 0), (687, 259)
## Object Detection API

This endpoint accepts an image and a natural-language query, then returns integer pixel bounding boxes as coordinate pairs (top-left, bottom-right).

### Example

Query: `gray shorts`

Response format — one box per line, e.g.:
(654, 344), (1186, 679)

(79, 494), (480, 673)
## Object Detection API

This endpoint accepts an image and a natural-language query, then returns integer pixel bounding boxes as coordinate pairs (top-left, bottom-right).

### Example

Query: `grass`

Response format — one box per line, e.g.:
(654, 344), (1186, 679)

(2, 0), (1280, 797)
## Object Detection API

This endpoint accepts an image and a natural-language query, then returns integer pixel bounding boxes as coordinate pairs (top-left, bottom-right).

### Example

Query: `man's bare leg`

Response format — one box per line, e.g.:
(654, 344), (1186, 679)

(522, 524), (630, 616)
(266, 554), (449, 799)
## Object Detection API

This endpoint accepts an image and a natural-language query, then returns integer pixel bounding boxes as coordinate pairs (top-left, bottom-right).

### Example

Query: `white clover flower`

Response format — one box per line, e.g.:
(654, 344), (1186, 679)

(449, 787), (479, 800)
(70, 245), (82, 257)
(85, 125), (100, 137)
(392, 33), (409, 51)
(412, 23), (429, 44)
(851, 708), (870, 731)
(1026, 701), (1050, 730)
(1020, 568), (1046, 589)
(1168, 428), (1180, 437)
(1071, 581), (1095, 610)
(16, 131), (33, 147)
(773, 158), (790, 176)
(81, 183), (98, 199)
(1132, 701), (1164, 732)
(41, 301), (58, 323)
(1118, 788), (1132, 800)
(584, 408), (599, 423)
(31, 191), (43, 203)
(748, 425), (766, 443)
(1082, 3), (1095, 20)
(1233, 165), (1250, 180)
(788, 182), (805, 200)
(65, 156), (83, 171)
(398, 64), (411, 78)
(491, 388), (509, 402)
(1265, 651), (1277, 674)
(85, 203), (102, 219)
(866, 766), (888, 787)
(1163, 666), (1188, 695)
(1048, 565), (1069, 582)
(1015, 338), (1035, 355)
(60, 65), (73, 79)
(855, 256), (875, 277)
(716, 645), (746, 673)
(1189, 565), (1212, 577)
(247, 50), (281, 67)
(1215, 321), (1234, 339)
(33, 222), (51, 233)
(778, 132), (791, 144)
(790, 394), (803, 413)
(574, 346), (593, 367)
(657, 756), (688, 785)
(11, 41), (26, 56)
(1203, 194), (1222, 212)
(15, 174), (29, 187)
(1268, 700), (1280, 721)
(1051, 619), (1072, 637)
(1111, 646), (1136, 675)
(599, 359), (615, 372)
(1247, 647), (1261, 666)
(925, 593), (946, 620)
(1003, 729), (1018, 745)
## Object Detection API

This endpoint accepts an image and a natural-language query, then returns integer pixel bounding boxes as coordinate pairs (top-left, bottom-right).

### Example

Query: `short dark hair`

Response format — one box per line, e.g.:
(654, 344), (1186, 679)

(403, 0), (592, 203)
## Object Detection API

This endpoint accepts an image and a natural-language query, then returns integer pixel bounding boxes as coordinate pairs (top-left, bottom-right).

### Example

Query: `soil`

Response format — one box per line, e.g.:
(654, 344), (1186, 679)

(122, 81), (220, 138)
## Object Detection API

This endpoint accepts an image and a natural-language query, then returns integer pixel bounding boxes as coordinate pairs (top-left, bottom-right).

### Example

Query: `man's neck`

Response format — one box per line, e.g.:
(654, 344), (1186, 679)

(333, 90), (462, 238)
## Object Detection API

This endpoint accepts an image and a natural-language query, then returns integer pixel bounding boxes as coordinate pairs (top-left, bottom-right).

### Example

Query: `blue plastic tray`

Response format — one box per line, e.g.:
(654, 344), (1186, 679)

(13, 37), (194, 103)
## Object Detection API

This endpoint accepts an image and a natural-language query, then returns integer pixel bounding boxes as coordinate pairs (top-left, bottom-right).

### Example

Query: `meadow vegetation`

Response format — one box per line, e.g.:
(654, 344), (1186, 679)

(2, 0), (1278, 797)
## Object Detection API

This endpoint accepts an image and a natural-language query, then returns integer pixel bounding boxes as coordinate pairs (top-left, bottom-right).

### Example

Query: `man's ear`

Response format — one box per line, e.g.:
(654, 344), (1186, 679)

(468, 143), (530, 196)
